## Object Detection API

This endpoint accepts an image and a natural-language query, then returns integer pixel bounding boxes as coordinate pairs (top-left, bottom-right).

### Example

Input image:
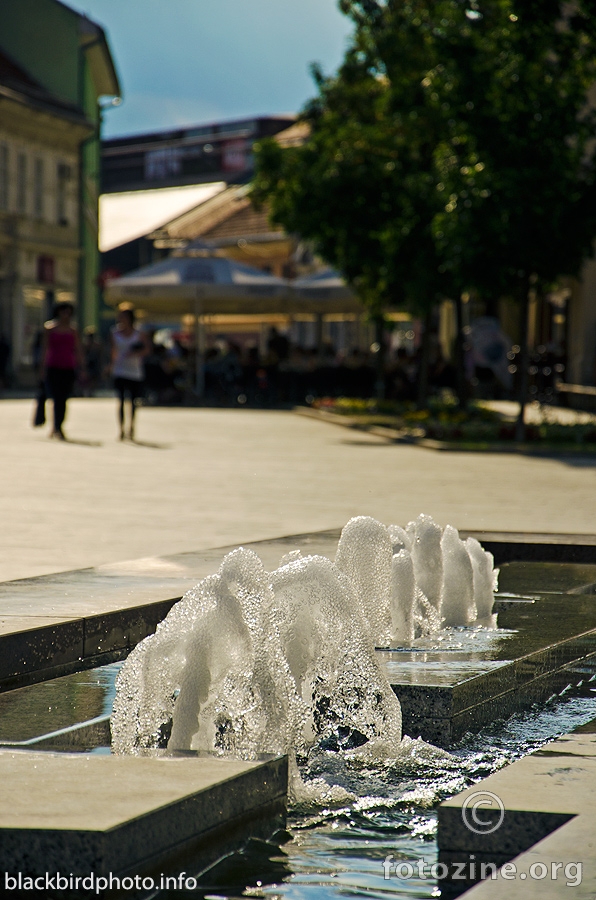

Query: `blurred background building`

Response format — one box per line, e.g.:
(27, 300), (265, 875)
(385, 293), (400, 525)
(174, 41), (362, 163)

(0, 0), (120, 384)
(99, 116), (299, 278)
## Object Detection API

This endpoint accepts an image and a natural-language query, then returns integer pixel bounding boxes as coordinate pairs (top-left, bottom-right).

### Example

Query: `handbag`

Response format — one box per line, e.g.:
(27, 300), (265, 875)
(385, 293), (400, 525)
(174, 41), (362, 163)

(33, 381), (46, 427)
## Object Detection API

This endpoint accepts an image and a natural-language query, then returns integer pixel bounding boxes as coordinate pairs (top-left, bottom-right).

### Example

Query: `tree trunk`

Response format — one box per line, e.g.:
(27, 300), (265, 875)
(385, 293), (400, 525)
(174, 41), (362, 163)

(515, 281), (531, 442)
(417, 306), (433, 409)
(454, 293), (468, 411)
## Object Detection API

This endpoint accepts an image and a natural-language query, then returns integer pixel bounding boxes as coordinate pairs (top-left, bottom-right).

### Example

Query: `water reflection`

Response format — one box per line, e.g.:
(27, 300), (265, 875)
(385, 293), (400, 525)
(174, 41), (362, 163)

(0, 663), (121, 743)
(172, 685), (596, 900)
(1, 655), (595, 900)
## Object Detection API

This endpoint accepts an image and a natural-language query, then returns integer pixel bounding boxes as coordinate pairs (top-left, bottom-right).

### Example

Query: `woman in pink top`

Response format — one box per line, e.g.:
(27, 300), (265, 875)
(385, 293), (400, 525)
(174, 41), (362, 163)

(40, 302), (84, 439)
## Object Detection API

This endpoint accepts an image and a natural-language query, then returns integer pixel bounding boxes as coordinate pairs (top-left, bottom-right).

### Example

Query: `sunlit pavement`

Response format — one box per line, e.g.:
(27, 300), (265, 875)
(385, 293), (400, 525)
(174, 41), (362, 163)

(1, 397), (594, 582)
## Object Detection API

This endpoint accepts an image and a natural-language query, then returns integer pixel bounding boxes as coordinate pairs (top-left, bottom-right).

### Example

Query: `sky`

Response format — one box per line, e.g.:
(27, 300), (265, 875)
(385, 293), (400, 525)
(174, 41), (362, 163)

(71, 0), (354, 138)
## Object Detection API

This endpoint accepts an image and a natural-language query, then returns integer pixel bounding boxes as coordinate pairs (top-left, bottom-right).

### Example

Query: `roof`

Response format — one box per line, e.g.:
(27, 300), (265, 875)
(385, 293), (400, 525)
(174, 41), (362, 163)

(148, 183), (288, 247)
(0, 50), (40, 90)
(149, 185), (253, 242)
(200, 199), (276, 241)
(79, 15), (121, 99)
(0, 48), (90, 127)
(103, 122), (309, 254)
(273, 120), (310, 148)
(98, 182), (226, 253)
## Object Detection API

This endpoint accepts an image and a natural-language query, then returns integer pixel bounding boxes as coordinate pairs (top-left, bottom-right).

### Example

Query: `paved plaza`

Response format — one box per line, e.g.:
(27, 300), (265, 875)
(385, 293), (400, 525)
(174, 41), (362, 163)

(1, 397), (595, 583)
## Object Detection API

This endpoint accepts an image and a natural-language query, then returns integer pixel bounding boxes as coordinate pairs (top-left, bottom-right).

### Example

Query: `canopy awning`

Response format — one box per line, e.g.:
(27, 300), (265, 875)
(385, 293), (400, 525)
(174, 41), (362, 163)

(99, 183), (225, 253)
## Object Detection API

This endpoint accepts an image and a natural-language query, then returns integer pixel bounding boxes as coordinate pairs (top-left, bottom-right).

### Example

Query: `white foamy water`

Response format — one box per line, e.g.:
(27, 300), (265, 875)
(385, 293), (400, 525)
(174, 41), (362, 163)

(111, 515), (498, 800)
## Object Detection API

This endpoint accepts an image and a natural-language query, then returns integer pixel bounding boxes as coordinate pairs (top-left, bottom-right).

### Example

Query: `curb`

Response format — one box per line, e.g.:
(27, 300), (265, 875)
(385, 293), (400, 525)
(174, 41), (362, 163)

(295, 406), (596, 455)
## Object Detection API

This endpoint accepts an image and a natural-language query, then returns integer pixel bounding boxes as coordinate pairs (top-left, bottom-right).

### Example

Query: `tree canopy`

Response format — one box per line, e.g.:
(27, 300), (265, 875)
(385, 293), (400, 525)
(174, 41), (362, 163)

(428, 0), (596, 300)
(252, 0), (596, 317)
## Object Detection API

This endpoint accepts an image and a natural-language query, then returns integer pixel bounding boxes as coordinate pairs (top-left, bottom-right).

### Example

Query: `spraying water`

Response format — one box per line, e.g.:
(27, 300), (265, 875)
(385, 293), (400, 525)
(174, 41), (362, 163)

(111, 515), (498, 799)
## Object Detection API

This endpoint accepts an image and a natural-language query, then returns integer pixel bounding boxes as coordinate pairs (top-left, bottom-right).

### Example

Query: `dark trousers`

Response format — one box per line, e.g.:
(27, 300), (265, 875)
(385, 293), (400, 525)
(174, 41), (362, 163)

(46, 367), (75, 432)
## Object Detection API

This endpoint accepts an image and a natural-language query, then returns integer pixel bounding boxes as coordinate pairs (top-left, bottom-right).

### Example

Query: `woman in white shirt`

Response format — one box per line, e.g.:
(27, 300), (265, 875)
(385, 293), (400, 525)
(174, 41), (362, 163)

(111, 307), (149, 440)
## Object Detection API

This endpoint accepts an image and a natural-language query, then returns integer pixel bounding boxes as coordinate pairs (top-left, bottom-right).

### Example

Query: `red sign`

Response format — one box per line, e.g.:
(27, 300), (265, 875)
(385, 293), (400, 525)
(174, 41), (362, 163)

(222, 139), (247, 172)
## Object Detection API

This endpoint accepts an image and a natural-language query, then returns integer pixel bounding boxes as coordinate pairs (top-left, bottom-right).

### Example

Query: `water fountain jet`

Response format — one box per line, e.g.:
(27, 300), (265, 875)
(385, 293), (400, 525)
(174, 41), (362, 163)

(111, 514), (499, 799)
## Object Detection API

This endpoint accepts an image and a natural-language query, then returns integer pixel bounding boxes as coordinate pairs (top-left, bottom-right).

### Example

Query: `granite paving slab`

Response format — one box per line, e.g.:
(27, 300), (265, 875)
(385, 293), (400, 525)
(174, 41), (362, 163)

(0, 750), (287, 880)
(462, 814), (596, 899)
(438, 721), (596, 897)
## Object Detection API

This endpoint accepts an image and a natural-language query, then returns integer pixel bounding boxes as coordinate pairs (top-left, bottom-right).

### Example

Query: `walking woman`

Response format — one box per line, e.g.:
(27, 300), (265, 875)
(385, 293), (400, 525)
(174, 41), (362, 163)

(111, 306), (148, 440)
(40, 302), (84, 440)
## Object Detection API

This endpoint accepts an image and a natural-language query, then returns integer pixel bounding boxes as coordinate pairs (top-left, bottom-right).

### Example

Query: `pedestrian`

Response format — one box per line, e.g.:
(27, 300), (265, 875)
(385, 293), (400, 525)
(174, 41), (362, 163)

(111, 306), (148, 440)
(40, 302), (84, 440)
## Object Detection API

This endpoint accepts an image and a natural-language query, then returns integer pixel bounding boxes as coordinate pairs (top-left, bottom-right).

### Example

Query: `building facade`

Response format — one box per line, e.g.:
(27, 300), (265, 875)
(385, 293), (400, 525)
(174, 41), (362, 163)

(100, 120), (309, 282)
(0, 0), (119, 381)
(102, 116), (295, 193)
(102, 116), (295, 195)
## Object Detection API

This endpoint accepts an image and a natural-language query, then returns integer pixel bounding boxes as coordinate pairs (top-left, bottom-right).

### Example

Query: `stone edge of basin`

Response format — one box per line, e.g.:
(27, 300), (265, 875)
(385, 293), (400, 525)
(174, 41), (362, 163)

(0, 751), (288, 881)
(396, 650), (596, 748)
(1, 529), (596, 692)
(437, 718), (596, 898)
(394, 530), (596, 746)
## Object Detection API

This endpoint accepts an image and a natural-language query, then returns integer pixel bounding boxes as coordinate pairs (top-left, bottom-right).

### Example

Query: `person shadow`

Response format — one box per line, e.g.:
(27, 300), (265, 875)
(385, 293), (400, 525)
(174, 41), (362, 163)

(40, 435), (170, 449)
(124, 438), (171, 450)
(49, 436), (103, 447)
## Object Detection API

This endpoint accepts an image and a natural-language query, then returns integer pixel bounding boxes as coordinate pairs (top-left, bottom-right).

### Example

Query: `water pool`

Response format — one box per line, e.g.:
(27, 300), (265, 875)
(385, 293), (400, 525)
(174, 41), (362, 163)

(165, 675), (596, 900)
(1, 662), (595, 899)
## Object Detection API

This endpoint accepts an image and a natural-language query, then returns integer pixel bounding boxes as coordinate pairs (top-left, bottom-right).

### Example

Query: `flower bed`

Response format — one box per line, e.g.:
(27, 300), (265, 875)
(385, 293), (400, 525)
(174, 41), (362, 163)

(309, 395), (596, 448)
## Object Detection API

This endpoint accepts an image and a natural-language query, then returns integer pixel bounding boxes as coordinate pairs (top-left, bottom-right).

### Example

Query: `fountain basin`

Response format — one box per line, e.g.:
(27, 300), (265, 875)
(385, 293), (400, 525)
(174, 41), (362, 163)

(3, 535), (596, 752)
(438, 718), (596, 897)
(384, 582), (596, 746)
(2, 529), (596, 897)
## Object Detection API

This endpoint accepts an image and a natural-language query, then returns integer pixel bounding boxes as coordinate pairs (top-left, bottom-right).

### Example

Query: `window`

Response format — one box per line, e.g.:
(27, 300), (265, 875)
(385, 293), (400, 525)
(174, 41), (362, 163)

(0, 144), (8, 211)
(16, 153), (27, 214)
(33, 158), (43, 218)
(56, 162), (71, 225)
(144, 147), (182, 180)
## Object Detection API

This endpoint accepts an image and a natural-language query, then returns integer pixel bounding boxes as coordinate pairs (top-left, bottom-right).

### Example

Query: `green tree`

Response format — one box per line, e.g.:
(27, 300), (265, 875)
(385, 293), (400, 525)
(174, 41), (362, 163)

(428, 0), (596, 435)
(252, 0), (459, 402)
(253, 0), (596, 423)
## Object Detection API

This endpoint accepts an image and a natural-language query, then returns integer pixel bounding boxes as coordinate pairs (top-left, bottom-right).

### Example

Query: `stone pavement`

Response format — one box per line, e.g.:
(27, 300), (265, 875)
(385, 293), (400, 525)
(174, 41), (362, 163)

(1, 398), (595, 583)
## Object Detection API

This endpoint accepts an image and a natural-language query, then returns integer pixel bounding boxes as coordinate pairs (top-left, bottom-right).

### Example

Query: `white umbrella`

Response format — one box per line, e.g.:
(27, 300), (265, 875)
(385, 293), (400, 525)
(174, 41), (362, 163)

(104, 255), (290, 316)
(290, 268), (361, 313)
